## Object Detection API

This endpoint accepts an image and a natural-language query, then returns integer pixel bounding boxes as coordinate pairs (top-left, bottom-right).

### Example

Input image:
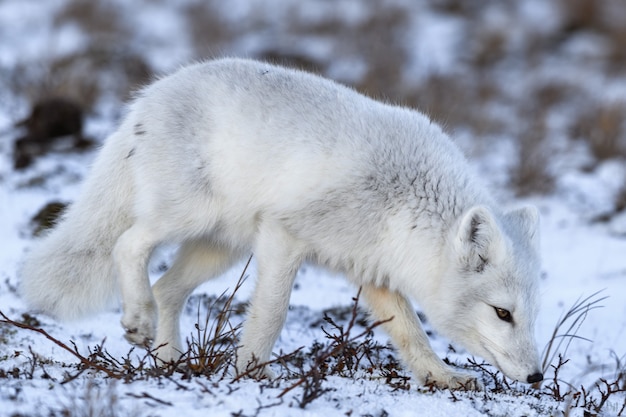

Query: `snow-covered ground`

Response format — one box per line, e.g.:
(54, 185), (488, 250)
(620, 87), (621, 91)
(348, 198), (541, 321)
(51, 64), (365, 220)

(1, 1), (625, 416)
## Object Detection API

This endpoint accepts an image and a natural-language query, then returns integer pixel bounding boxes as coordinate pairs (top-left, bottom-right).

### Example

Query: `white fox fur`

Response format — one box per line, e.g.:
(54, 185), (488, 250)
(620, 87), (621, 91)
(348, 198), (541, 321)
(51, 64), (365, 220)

(20, 58), (543, 389)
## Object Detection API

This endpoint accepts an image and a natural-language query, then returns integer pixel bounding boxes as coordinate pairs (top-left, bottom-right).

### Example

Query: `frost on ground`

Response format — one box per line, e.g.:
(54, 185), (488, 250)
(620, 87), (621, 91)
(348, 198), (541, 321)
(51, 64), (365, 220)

(1, 0), (626, 416)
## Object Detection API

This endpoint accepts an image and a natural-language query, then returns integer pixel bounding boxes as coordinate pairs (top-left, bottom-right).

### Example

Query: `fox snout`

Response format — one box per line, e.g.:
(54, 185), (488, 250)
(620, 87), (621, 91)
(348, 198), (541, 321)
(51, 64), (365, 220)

(498, 347), (544, 384)
(496, 361), (543, 384)
(494, 358), (544, 384)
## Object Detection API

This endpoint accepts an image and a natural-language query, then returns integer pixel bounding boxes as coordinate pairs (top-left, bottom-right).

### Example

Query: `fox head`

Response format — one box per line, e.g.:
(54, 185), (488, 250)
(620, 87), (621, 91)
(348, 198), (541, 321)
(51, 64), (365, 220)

(433, 205), (543, 384)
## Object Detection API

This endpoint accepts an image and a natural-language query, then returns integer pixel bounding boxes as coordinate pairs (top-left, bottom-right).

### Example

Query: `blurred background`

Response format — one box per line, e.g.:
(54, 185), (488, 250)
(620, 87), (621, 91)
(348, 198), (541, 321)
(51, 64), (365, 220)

(1, 4), (626, 411)
(1, 0), (626, 222)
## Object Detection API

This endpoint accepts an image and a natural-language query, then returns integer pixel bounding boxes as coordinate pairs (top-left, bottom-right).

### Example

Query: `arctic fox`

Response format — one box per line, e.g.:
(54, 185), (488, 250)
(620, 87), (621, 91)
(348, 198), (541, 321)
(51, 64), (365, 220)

(20, 58), (544, 389)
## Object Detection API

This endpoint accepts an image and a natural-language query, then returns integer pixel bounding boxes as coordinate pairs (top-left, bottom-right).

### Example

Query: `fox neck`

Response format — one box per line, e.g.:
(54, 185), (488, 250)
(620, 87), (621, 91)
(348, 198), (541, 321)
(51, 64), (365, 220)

(370, 212), (450, 302)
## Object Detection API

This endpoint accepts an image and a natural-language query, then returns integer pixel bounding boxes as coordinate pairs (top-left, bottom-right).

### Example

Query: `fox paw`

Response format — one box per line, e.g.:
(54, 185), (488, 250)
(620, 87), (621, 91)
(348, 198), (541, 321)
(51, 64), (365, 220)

(123, 327), (153, 347)
(239, 364), (276, 380)
(236, 355), (276, 380)
(151, 341), (184, 363)
(423, 369), (483, 391)
(121, 305), (156, 347)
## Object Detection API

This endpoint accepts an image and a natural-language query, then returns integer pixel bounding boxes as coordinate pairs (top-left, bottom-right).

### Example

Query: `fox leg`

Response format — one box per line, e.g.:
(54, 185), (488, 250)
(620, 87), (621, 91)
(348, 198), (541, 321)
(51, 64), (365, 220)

(151, 240), (239, 361)
(361, 284), (482, 390)
(113, 221), (163, 347)
(236, 221), (303, 378)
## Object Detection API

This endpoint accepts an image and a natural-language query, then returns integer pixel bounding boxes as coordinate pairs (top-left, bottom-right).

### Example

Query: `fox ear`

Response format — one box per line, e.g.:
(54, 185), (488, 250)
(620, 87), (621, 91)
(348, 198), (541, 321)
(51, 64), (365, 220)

(505, 205), (540, 250)
(454, 205), (504, 273)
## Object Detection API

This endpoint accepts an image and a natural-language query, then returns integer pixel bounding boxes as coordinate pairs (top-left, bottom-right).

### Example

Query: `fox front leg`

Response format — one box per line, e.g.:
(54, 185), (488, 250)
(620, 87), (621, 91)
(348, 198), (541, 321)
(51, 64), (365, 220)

(361, 284), (482, 390)
(236, 221), (304, 378)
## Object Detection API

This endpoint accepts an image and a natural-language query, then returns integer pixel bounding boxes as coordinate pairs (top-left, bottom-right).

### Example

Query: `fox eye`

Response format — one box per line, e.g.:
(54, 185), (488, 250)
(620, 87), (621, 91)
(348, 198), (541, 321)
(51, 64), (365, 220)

(494, 307), (513, 323)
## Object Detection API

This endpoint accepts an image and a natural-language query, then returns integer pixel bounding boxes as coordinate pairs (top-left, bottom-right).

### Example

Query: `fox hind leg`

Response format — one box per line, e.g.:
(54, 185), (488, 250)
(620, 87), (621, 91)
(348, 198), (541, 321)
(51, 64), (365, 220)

(113, 221), (164, 347)
(151, 240), (240, 361)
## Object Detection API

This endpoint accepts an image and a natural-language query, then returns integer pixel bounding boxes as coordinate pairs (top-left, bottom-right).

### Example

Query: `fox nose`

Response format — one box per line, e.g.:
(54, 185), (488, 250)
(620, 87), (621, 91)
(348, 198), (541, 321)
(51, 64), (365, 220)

(526, 372), (543, 383)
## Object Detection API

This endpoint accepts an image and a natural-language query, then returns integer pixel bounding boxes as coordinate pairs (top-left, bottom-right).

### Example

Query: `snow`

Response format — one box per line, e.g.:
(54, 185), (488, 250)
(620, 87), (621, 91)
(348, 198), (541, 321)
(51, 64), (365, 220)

(1, 1), (625, 416)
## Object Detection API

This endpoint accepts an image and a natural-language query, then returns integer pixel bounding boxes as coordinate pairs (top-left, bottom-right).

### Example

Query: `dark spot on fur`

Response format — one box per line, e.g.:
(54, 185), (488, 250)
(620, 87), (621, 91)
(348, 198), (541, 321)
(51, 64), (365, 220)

(126, 148), (136, 159)
(134, 123), (146, 135)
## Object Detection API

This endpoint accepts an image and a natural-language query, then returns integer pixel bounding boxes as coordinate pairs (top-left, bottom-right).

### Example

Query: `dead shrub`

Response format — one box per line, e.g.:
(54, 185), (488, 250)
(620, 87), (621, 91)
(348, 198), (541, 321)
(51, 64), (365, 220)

(607, 27), (626, 72)
(184, 1), (235, 59)
(8, 47), (151, 114)
(7, 61), (97, 112)
(557, 0), (626, 72)
(276, 289), (396, 408)
(509, 114), (555, 196)
(533, 81), (579, 110)
(614, 178), (626, 214)
(537, 290), (607, 383)
(5, 0), (150, 112)
(13, 97), (95, 169)
(180, 267), (247, 379)
(55, 0), (130, 42)
(471, 27), (509, 69)
(571, 101), (626, 162)
(349, 5), (409, 100)
(404, 74), (503, 136)
(558, 0), (603, 33)
(277, 1), (410, 101)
